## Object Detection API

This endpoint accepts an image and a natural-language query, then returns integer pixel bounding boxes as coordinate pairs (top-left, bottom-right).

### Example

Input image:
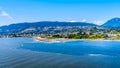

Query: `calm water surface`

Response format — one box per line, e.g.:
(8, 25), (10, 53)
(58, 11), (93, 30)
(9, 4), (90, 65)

(0, 38), (120, 68)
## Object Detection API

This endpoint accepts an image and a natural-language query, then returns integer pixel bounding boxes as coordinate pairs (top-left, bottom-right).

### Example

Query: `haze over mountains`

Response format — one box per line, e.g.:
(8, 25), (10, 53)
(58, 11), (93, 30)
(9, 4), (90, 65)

(0, 17), (120, 34)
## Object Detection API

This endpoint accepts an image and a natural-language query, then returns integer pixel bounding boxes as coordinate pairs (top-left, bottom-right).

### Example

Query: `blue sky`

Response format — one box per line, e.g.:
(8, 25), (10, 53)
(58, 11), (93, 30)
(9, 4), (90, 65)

(0, 0), (120, 26)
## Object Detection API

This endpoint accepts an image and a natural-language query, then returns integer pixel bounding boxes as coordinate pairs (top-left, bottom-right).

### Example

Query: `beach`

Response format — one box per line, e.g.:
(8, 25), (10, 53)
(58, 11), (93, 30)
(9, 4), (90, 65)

(34, 37), (120, 43)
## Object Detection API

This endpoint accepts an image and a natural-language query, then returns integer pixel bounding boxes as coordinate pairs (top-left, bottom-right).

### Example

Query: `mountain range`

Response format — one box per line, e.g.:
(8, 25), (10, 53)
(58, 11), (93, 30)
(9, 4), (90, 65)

(0, 21), (96, 33)
(0, 17), (120, 34)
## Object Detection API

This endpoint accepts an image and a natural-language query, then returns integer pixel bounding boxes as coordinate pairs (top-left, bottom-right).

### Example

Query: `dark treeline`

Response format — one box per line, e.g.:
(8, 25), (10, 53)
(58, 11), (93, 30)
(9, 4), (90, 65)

(48, 33), (108, 39)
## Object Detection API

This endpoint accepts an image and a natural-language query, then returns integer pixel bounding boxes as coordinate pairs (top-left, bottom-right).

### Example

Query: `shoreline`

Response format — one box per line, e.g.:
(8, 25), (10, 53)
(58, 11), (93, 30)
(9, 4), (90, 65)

(1, 37), (120, 42)
(34, 37), (120, 43)
(0, 37), (120, 42)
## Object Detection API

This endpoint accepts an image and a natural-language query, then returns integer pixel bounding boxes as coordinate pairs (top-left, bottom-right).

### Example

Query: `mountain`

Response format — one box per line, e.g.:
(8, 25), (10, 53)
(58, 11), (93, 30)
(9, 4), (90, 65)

(0, 21), (97, 33)
(102, 17), (120, 27)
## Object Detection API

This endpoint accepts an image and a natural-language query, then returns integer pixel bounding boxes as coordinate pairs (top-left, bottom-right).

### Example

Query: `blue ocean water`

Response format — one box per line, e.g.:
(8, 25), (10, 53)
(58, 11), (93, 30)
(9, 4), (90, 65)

(20, 40), (120, 56)
(0, 38), (120, 68)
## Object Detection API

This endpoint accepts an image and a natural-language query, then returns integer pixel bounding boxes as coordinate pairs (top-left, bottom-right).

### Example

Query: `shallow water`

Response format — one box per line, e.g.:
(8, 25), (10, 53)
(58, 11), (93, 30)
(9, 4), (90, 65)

(0, 38), (120, 68)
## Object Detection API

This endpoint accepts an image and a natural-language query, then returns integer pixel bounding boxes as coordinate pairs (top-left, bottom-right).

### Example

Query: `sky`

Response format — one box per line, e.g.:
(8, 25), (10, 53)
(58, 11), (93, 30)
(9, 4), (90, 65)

(0, 0), (120, 26)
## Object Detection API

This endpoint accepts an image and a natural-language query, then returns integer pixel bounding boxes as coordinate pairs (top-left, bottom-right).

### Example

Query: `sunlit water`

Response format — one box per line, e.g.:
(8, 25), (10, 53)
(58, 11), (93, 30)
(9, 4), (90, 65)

(0, 38), (120, 68)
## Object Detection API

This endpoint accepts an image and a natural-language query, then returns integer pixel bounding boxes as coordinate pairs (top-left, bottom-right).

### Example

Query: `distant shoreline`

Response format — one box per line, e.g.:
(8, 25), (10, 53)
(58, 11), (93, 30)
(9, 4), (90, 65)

(0, 37), (120, 42)
(34, 37), (120, 43)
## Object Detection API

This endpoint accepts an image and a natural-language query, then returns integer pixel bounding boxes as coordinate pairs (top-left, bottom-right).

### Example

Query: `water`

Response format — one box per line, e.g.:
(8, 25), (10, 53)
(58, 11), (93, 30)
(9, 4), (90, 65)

(0, 38), (120, 68)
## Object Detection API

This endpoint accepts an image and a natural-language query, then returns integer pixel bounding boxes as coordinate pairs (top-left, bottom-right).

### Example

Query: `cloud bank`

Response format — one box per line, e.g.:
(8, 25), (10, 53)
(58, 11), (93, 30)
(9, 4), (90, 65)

(81, 19), (87, 22)
(93, 21), (104, 25)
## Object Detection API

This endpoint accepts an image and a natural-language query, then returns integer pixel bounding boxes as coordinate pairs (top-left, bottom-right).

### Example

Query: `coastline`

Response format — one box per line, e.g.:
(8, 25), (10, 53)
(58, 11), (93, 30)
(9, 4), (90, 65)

(34, 37), (120, 43)
(0, 37), (120, 42)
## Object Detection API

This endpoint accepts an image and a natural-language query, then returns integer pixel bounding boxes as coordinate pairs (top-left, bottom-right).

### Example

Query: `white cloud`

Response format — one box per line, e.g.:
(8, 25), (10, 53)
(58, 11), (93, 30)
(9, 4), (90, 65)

(0, 8), (14, 20)
(70, 20), (77, 23)
(93, 21), (104, 25)
(81, 19), (87, 22)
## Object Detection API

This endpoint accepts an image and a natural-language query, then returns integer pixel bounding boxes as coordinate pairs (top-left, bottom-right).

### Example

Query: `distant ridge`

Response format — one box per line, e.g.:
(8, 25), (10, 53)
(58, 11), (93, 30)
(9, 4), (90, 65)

(1, 17), (120, 34)
(0, 21), (97, 33)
